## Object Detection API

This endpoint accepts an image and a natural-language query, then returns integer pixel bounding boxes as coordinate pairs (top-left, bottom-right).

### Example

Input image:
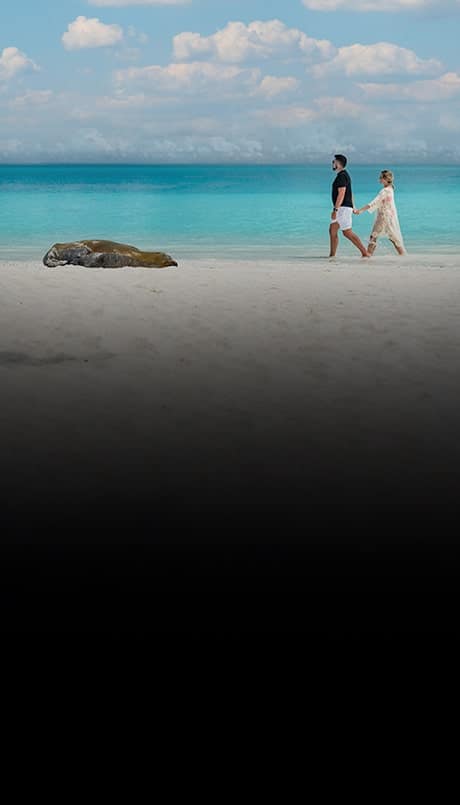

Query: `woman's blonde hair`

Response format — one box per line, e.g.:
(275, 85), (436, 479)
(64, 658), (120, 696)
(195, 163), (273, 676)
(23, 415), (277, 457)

(380, 169), (395, 189)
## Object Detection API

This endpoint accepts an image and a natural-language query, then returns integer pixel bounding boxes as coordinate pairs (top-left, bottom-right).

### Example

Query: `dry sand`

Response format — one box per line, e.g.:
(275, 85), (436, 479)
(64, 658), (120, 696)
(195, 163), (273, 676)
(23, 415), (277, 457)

(3, 253), (460, 635)
(2, 253), (460, 535)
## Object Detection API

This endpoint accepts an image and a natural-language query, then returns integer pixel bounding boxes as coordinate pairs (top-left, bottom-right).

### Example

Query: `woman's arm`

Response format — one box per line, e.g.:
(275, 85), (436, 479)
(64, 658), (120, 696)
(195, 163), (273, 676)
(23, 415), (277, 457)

(355, 190), (383, 215)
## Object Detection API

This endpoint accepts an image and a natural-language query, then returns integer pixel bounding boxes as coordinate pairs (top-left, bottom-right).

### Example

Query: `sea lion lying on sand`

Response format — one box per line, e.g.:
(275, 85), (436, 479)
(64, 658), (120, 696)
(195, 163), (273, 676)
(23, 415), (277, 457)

(43, 240), (178, 268)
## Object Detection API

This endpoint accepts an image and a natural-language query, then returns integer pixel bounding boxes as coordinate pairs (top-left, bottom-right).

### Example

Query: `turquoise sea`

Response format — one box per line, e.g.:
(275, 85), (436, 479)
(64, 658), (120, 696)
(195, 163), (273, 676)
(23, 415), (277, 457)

(0, 164), (458, 261)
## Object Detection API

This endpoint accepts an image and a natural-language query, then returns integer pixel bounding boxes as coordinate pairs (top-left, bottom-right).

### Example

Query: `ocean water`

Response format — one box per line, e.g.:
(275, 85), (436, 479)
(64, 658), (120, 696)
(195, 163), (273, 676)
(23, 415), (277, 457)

(0, 164), (458, 261)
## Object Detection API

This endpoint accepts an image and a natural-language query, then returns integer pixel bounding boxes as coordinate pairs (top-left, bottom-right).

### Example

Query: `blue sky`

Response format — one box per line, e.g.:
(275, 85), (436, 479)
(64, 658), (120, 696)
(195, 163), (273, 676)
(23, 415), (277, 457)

(1, 0), (460, 162)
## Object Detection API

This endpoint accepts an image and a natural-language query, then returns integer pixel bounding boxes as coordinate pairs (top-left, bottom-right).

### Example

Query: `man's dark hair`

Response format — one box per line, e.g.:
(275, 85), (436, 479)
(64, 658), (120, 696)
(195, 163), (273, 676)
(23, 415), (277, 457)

(334, 154), (347, 168)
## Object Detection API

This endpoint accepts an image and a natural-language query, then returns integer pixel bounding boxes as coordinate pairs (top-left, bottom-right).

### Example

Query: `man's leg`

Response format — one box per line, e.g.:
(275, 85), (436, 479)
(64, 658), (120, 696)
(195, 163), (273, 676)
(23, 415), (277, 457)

(343, 228), (369, 257)
(329, 222), (340, 257)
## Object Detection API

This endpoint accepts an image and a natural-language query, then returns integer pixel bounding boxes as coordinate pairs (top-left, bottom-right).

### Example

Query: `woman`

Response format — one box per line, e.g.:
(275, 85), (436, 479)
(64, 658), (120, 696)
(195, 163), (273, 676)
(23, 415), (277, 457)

(354, 170), (405, 255)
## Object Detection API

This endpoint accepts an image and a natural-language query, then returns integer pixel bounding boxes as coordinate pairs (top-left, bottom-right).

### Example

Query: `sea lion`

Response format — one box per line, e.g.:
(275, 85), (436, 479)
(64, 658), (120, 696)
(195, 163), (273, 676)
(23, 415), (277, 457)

(43, 239), (178, 268)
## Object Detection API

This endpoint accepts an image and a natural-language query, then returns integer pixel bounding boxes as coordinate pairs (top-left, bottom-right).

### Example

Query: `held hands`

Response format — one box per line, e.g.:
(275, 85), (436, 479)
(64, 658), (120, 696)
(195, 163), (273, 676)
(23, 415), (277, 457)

(353, 208), (361, 215)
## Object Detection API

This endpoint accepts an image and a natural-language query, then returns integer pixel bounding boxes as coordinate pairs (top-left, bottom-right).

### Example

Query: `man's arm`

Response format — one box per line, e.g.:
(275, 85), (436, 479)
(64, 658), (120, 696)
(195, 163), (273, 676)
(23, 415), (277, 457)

(332, 187), (346, 219)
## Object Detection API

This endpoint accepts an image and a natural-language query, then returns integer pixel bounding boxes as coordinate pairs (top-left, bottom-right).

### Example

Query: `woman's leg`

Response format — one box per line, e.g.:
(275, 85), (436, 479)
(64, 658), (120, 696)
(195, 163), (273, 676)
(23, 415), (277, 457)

(389, 238), (405, 255)
(367, 234), (377, 255)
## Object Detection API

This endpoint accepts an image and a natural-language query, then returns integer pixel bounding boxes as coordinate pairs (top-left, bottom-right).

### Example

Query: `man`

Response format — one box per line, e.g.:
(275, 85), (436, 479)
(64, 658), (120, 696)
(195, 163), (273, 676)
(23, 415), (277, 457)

(329, 155), (369, 258)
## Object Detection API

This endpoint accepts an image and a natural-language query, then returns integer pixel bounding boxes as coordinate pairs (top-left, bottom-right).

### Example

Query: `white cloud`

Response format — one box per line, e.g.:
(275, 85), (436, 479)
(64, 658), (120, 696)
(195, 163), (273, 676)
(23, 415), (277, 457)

(115, 61), (262, 96)
(314, 96), (364, 117)
(3, 101), (460, 162)
(173, 19), (335, 63)
(313, 42), (441, 77)
(0, 47), (38, 82)
(67, 91), (180, 120)
(256, 76), (300, 99)
(116, 60), (301, 104)
(255, 105), (316, 128)
(51, 129), (264, 162)
(3, 7), (459, 163)
(11, 90), (53, 107)
(255, 96), (364, 128)
(62, 16), (123, 51)
(359, 72), (460, 102)
(301, 1), (458, 11)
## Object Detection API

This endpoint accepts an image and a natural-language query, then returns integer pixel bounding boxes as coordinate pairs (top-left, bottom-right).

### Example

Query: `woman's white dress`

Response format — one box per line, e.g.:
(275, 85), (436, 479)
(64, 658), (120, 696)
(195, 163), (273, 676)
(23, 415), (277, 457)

(367, 186), (404, 250)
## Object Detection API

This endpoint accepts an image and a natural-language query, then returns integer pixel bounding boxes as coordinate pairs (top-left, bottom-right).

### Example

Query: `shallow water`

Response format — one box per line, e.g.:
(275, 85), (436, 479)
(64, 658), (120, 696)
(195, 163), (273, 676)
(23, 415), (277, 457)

(0, 163), (458, 261)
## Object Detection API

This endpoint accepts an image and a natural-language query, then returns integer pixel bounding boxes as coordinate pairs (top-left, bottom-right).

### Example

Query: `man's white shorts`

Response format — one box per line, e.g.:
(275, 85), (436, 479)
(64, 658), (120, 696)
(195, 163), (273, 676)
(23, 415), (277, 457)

(331, 207), (353, 231)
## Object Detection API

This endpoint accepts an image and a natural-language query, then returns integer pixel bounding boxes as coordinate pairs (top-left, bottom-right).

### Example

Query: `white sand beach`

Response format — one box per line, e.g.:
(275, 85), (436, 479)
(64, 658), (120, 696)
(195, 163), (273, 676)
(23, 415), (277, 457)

(2, 252), (460, 530)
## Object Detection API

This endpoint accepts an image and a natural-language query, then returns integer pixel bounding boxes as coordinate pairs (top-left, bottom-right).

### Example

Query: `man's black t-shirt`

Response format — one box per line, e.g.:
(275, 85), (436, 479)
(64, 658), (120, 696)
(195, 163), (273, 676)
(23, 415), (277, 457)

(332, 169), (353, 207)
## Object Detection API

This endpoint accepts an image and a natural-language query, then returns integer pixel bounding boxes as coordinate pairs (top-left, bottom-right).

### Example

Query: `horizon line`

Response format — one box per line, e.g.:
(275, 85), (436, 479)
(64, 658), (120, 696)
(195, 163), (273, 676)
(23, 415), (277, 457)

(0, 161), (457, 167)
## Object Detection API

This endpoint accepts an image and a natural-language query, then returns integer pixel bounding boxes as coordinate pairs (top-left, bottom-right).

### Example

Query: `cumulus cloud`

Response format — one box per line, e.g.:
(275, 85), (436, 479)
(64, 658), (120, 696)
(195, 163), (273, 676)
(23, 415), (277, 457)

(313, 42), (441, 77)
(173, 19), (335, 64)
(115, 60), (301, 104)
(62, 16), (123, 50)
(301, 1), (457, 11)
(255, 96), (364, 128)
(359, 72), (460, 102)
(2, 7), (459, 163)
(3, 100), (460, 163)
(256, 76), (300, 99)
(0, 47), (38, 82)
(313, 96), (364, 117)
(115, 61), (262, 96)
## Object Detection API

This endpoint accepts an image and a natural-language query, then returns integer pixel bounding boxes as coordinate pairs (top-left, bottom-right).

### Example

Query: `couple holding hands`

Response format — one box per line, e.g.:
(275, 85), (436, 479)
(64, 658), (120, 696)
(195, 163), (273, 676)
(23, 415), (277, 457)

(329, 154), (405, 259)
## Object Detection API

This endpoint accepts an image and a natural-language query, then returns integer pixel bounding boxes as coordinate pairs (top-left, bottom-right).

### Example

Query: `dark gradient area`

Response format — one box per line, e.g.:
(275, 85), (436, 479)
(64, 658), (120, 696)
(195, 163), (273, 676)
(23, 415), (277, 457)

(2, 320), (460, 636)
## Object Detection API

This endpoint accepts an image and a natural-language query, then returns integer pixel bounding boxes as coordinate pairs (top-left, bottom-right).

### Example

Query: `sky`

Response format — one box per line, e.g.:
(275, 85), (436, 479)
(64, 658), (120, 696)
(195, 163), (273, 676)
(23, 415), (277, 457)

(1, 0), (460, 163)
